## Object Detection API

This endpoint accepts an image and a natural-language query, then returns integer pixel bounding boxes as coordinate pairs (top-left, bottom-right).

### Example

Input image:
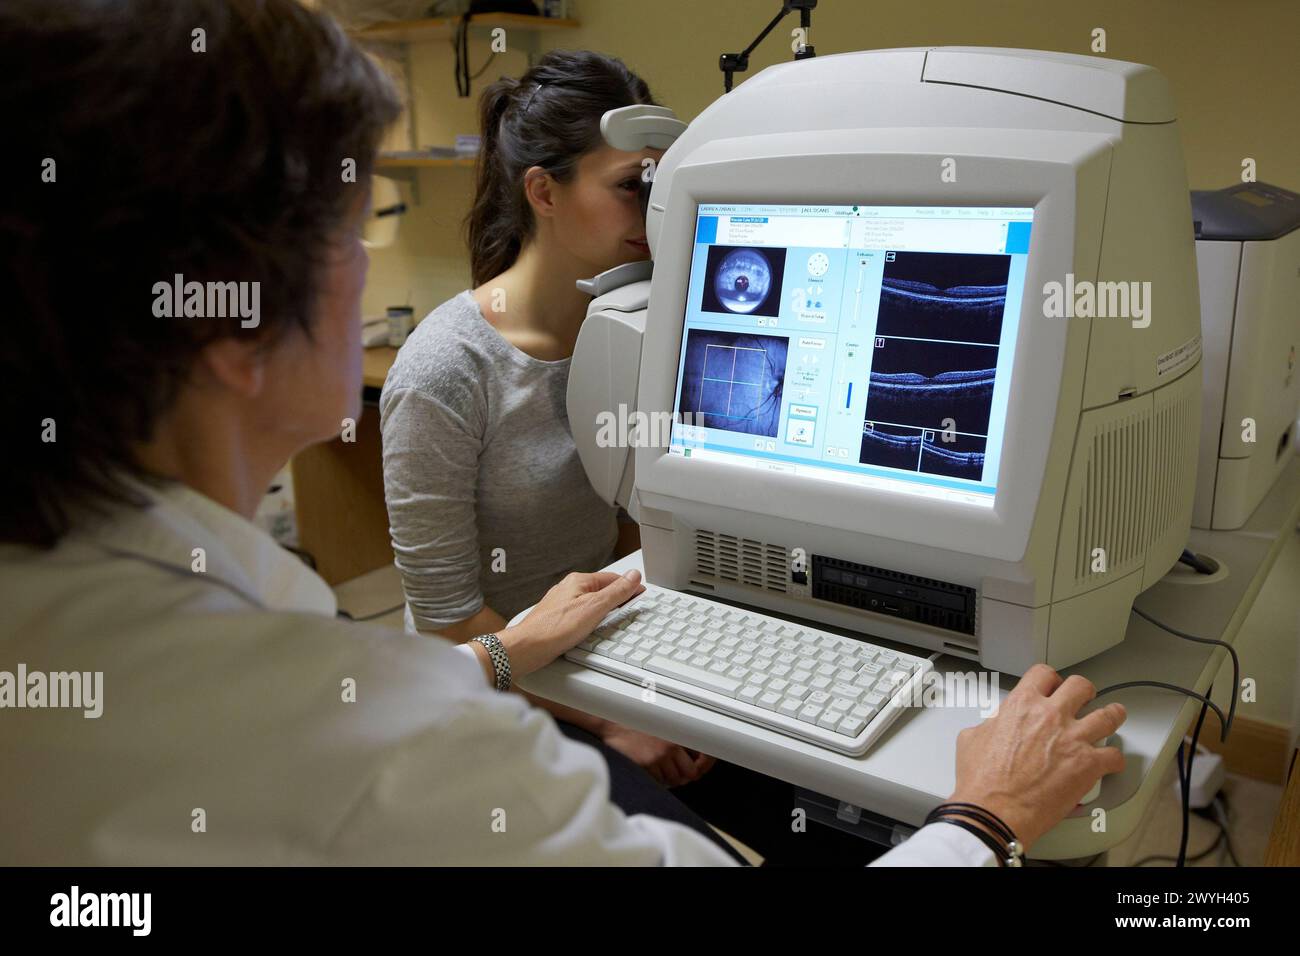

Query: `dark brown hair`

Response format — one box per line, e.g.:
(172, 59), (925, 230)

(465, 50), (656, 287)
(0, 0), (402, 547)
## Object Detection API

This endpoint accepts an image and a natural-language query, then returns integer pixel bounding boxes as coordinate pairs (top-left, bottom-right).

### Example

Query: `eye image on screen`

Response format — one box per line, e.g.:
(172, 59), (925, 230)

(865, 339), (996, 434)
(858, 423), (924, 470)
(859, 421), (990, 481)
(875, 251), (1011, 345)
(699, 245), (787, 318)
(919, 432), (986, 480)
(677, 329), (787, 437)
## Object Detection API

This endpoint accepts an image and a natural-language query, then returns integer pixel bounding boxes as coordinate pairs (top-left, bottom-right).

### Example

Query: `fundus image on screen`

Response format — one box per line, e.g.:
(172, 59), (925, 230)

(677, 329), (787, 437)
(700, 245), (787, 317)
(876, 251), (1011, 344)
(859, 249), (1009, 484)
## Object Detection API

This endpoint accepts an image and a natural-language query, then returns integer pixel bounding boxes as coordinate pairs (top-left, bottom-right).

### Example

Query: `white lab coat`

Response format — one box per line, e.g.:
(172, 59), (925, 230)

(0, 482), (991, 866)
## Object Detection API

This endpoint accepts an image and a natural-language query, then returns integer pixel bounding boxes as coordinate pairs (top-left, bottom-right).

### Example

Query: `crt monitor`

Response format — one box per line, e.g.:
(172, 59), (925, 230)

(567, 48), (1203, 674)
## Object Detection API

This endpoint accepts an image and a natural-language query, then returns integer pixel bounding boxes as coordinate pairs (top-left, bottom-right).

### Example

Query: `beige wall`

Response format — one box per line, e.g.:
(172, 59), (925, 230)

(363, 0), (1300, 316)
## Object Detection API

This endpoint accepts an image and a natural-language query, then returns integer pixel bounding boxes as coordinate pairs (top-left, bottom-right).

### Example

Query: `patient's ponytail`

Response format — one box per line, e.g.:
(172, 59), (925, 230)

(464, 50), (656, 288)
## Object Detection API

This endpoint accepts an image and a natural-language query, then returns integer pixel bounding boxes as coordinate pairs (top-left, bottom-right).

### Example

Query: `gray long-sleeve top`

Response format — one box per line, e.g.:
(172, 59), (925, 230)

(379, 290), (619, 632)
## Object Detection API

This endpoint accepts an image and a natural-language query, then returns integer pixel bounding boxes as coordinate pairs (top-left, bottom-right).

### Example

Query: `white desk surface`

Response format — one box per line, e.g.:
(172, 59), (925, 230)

(518, 459), (1300, 860)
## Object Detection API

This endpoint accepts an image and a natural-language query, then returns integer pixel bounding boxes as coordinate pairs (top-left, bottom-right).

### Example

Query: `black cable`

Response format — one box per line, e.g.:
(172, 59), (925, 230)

(1177, 701), (1209, 866)
(1096, 604), (1242, 867)
(451, 16), (499, 98)
(1132, 795), (1236, 867)
(1178, 548), (1217, 575)
(1094, 680), (1227, 736)
(1131, 605), (1241, 739)
(1133, 829), (1226, 867)
(1213, 795), (1242, 867)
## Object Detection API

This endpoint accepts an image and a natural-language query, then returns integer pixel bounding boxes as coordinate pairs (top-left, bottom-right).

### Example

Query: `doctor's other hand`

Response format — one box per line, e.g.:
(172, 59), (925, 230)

(947, 664), (1127, 853)
(499, 570), (646, 678)
(601, 723), (717, 787)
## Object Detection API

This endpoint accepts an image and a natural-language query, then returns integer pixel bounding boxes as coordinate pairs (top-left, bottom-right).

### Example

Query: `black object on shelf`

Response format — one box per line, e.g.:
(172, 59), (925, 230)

(454, 1), (541, 97)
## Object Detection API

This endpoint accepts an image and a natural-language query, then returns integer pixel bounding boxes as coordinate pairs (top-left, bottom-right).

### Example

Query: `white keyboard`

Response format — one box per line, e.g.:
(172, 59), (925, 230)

(566, 584), (933, 756)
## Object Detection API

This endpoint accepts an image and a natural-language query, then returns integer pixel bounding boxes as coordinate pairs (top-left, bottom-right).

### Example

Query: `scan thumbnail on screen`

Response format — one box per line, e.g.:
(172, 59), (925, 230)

(676, 329), (789, 437)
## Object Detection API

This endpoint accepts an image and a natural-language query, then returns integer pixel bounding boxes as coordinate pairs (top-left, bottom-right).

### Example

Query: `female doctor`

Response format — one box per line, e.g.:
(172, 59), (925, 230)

(0, 0), (1126, 866)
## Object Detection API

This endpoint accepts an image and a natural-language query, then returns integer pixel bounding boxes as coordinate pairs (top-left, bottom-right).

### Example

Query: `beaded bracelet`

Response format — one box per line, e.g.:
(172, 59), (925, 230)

(925, 802), (1025, 867)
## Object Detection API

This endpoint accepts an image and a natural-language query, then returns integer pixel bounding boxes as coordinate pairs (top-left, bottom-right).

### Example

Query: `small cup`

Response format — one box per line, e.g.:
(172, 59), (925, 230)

(386, 306), (414, 347)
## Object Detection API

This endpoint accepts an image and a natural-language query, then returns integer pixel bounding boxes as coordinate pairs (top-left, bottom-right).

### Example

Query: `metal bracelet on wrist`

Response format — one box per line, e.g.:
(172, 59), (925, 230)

(469, 633), (512, 692)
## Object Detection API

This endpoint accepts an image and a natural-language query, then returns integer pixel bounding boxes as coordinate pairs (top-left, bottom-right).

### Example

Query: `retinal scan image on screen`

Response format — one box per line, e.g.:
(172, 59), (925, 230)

(670, 205), (1032, 503)
(700, 245), (787, 318)
(861, 250), (1009, 479)
(676, 329), (788, 437)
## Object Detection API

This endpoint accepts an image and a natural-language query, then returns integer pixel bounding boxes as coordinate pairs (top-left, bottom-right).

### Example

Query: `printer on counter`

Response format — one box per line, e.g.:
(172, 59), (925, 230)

(1191, 181), (1300, 530)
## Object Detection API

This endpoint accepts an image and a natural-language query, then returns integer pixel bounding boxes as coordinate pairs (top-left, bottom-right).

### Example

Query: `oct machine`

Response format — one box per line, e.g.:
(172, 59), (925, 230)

(569, 47), (1203, 690)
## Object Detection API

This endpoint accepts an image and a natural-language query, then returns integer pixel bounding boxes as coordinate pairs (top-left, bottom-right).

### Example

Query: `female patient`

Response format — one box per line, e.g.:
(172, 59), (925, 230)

(379, 51), (707, 786)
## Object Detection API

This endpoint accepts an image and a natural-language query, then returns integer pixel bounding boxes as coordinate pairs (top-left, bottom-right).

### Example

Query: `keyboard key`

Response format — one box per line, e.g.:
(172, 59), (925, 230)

(757, 691), (782, 711)
(837, 716), (866, 737)
(818, 710), (842, 729)
(644, 655), (743, 698)
(831, 682), (864, 702)
(738, 685), (762, 704)
(778, 697), (803, 718)
(851, 704), (878, 722)
(798, 703), (824, 724)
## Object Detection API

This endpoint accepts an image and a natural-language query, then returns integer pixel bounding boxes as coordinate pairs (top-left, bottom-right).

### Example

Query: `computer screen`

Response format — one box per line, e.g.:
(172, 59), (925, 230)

(668, 203), (1034, 505)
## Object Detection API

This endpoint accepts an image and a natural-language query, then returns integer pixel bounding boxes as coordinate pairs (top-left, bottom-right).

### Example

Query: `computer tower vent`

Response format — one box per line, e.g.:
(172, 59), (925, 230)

(1072, 410), (1150, 584)
(1149, 387), (1199, 541)
(693, 529), (789, 593)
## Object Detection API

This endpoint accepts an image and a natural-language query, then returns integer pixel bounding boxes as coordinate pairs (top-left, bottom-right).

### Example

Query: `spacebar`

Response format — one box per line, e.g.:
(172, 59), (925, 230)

(643, 656), (741, 697)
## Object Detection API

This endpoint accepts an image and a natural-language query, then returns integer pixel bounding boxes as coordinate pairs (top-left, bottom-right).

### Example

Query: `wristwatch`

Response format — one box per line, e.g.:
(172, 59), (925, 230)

(469, 633), (512, 692)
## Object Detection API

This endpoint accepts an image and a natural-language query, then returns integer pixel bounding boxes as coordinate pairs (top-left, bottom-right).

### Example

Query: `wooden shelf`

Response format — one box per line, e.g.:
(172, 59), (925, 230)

(353, 13), (579, 43)
(376, 156), (476, 169)
(362, 346), (399, 390)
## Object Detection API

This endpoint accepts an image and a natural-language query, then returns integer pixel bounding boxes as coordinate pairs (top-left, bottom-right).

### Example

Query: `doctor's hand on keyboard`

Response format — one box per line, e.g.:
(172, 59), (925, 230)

(499, 570), (646, 678)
